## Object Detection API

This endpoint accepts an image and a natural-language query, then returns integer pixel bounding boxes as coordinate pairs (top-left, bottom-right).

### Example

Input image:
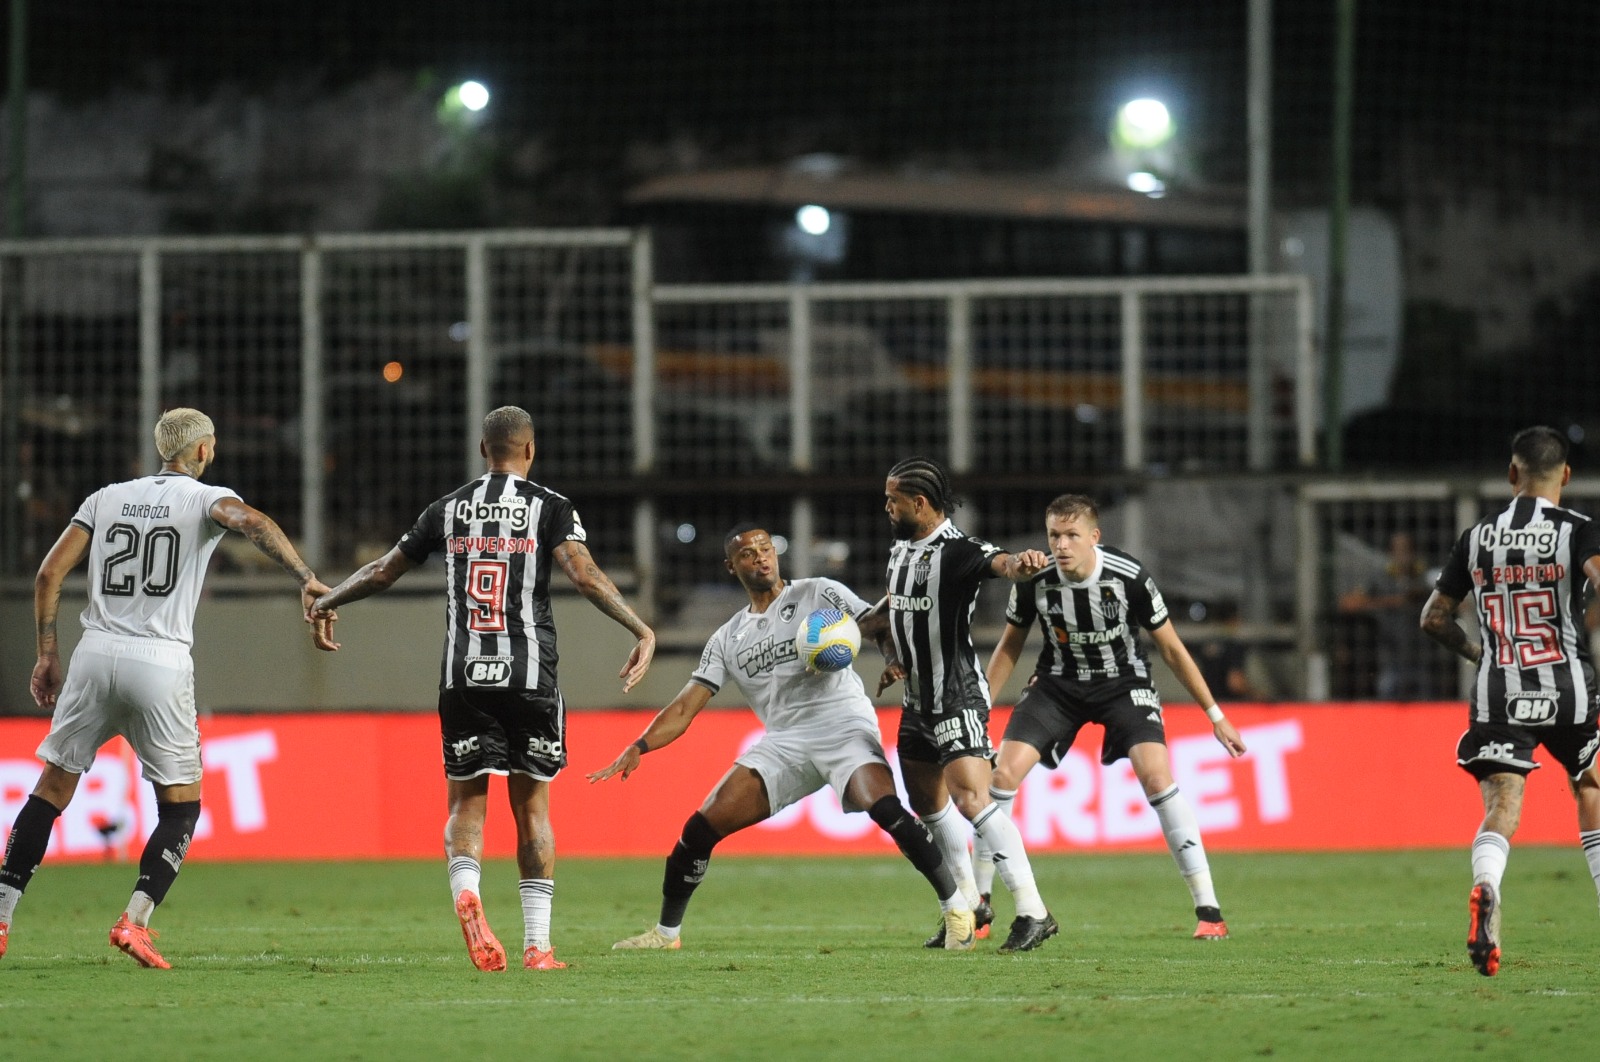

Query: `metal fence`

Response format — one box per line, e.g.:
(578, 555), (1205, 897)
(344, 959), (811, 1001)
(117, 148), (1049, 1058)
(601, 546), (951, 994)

(3, 229), (1348, 696)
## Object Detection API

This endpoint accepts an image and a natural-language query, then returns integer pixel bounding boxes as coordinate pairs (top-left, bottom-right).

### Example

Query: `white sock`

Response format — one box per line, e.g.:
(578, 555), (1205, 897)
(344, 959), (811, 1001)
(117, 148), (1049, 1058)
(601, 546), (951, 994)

(654, 923), (682, 940)
(1150, 784), (1219, 911)
(447, 855), (482, 902)
(924, 800), (981, 908)
(0, 883), (20, 924)
(519, 878), (554, 950)
(1580, 830), (1600, 910)
(972, 786), (1015, 897)
(972, 803), (1047, 919)
(124, 890), (156, 929)
(1472, 830), (1510, 892)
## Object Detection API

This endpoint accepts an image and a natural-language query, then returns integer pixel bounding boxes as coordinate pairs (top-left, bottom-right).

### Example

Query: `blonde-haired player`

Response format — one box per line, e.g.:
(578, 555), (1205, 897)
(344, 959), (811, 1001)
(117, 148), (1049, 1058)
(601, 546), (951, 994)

(0, 408), (335, 967)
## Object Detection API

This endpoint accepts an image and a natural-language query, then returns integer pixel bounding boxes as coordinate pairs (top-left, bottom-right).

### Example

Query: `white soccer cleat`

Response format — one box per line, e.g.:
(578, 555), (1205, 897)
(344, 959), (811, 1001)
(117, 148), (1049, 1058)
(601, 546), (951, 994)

(942, 908), (977, 951)
(612, 926), (682, 950)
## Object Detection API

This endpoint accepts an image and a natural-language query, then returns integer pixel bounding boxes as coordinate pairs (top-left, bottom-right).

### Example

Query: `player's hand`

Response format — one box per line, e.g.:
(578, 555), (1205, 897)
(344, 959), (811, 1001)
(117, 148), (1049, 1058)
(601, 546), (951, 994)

(30, 654), (63, 707)
(620, 633), (656, 693)
(1011, 549), (1050, 578)
(303, 579), (341, 651)
(877, 661), (906, 696)
(587, 745), (642, 783)
(1213, 715), (1247, 757)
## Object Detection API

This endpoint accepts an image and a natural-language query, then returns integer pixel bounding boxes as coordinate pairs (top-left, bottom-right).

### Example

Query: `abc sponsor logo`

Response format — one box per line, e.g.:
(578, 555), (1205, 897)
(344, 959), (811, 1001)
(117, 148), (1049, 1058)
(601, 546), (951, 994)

(526, 736), (564, 758)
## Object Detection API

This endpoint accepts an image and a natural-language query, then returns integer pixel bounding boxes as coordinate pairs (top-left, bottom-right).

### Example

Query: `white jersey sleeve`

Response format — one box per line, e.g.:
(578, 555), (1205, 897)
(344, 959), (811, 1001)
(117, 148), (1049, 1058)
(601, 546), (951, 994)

(813, 577), (874, 619)
(691, 618), (735, 694)
(73, 473), (241, 647)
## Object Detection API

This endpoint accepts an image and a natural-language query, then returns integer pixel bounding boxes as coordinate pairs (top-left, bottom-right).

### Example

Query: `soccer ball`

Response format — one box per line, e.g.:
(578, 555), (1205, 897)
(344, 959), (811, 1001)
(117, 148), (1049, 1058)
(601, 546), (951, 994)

(795, 608), (861, 673)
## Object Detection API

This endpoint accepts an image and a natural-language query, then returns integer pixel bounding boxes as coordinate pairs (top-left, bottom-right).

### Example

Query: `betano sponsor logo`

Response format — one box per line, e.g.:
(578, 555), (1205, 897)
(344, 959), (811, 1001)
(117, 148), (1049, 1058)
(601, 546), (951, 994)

(890, 593), (934, 611)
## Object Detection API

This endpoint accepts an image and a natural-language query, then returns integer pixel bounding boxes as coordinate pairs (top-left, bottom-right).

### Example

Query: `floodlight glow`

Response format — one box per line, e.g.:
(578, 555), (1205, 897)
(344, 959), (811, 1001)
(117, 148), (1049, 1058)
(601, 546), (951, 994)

(1114, 98), (1173, 149)
(458, 81), (490, 112)
(1126, 171), (1165, 194)
(796, 204), (831, 236)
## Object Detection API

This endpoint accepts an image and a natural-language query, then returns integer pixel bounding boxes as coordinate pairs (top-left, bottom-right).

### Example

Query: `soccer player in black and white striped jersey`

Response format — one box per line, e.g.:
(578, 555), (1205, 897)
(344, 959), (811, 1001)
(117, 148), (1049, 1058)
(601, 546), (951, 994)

(980, 494), (1247, 941)
(875, 458), (1060, 953)
(311, 407), (655, 972)
(1421, 426), (1600, 977)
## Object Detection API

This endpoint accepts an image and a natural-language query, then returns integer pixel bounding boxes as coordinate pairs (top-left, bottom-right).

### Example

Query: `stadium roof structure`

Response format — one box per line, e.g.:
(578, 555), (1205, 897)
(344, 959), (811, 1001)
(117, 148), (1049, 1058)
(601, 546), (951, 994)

(627, 164), (1247, 231)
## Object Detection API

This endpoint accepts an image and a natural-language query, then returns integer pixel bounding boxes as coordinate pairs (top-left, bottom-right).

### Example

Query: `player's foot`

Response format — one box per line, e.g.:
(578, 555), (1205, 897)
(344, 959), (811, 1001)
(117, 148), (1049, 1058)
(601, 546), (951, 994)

(0, 920), (9, 960)
(1194, 904), (1229, 940)
(454, 891), (507, 972)
(997, 912), (1059, 954)
(523, 945), (567, 970)
(612, 926), (682, 950)
(941, 907), (976, 951)
(1468, 882), (1501, 977)
(109, 914), (170, 969)
(973, 893), (994, 940)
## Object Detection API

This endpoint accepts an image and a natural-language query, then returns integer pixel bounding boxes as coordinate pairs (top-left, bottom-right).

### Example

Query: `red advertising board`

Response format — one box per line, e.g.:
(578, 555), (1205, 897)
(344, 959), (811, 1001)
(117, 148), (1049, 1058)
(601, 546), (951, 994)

(0, 705), (1587, 862)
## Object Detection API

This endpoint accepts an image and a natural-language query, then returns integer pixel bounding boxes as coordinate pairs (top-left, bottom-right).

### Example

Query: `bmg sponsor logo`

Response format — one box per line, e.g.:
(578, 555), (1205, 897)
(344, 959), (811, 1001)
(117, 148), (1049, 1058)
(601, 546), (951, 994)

(1478, 521), (1559, 556)
(455, 497), (531, 531)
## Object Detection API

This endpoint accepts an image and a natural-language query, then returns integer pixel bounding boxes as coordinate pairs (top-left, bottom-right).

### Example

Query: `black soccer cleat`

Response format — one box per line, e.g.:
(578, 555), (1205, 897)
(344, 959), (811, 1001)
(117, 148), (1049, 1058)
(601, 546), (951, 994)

(973, 894), (994, 939)
(997, 912), (1059, 954)
(1467, 882), (1501, 977)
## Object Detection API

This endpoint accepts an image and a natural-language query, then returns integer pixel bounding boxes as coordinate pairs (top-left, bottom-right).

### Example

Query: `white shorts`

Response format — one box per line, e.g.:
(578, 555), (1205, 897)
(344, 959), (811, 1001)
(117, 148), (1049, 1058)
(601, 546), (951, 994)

(735, 720), (887, 816)
(37, 632), (202, 786)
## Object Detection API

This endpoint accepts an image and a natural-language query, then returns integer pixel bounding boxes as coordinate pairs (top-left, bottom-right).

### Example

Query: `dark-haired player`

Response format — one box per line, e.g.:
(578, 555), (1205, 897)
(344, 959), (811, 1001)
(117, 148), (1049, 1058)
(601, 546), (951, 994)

(981, 494), (1247, 941)
(1421, 425), (1600, 977)
(876, 457), (1059, 953)
(311, 406), (655, 972)
(591, 525), (976, 951)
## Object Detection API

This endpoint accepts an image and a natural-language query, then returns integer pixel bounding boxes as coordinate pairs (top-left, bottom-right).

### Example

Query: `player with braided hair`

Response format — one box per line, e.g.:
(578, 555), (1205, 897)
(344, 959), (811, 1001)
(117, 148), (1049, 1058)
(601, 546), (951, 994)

(873, 457), (1060, 953)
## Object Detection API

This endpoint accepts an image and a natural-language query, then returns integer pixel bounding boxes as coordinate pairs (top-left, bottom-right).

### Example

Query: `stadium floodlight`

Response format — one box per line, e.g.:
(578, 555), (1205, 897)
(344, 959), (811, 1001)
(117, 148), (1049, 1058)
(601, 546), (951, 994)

(796, 204), (831, 236)
(1114, 98), (1173, 150)
(458, 81), (490, 112)
(1126, 171), (1166, 195)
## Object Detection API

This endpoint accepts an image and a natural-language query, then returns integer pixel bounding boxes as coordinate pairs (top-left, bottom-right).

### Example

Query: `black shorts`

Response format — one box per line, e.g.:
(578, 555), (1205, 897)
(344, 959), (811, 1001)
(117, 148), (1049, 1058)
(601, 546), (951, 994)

(1003, 673), (1167, 767)
(897, 704), (995, 767)
(1455, 720), (1600, 781)
(438, 686), (567, 781)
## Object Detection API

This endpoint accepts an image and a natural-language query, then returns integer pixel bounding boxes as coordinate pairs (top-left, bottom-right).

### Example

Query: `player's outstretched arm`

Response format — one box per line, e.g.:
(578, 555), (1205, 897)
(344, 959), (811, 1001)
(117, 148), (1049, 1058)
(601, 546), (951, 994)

(1150, 621), (1247, 757)
(555, 540), (656, 692)
(986, 621), (1029, 699)
(1419, 589), (1482, 666)
(993, 548), (1050, 581)
(31, 525), (91, 707)
(310, 545), (419, 627)
(587, 681), (714, 783)
(208, 497), (342, 650)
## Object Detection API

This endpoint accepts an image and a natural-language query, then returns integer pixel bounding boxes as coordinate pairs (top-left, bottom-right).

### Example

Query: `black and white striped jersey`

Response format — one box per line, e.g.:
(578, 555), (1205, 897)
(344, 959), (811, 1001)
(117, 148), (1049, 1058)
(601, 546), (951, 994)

(397, 472), (587, 692)
(885, 519), (1005, 716)
(1436, 495), (1600, 726)
(1006, 545), (1169, 691)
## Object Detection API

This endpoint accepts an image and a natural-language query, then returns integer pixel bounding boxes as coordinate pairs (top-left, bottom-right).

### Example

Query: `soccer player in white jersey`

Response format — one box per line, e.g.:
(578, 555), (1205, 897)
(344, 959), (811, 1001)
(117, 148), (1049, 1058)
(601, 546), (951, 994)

(1421, 426), (1600, 976)
(590, 524), (977, 951)
(310, 406), (654, 972)
(980, 494), (1247, 941)
(0, 408), (335, 968)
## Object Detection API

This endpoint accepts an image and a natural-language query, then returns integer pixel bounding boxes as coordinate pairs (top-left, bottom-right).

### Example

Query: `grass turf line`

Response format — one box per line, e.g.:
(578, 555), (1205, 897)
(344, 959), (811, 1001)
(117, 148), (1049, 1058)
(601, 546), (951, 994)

(1, 850), (1597, 1059)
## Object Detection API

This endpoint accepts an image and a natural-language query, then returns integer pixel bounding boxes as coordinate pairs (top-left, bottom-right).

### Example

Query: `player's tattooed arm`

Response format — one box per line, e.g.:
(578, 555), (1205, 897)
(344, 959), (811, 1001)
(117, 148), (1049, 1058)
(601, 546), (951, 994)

(996, 548), (1050, 581)
(211, 497), (317, 586)
(32, 524), (91, 705)
(556, 540), (656, 691)
(1419, 589), (1481, 665)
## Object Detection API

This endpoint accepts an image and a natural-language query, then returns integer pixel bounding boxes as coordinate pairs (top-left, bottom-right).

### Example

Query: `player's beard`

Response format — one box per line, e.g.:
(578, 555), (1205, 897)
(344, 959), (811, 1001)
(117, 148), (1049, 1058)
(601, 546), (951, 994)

(890, 514), (918, 540)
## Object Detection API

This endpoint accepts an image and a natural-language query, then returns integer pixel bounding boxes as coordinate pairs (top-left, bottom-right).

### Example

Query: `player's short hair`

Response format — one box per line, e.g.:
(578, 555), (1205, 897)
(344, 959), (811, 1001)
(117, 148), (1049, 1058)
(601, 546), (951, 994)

(1045, 493), (1100, 525)
(1511, 425), (1569, 478)
(482, 406), (534, 457)
(887, 457), (960, 515)
(724, 522), (767, 554)
(153, 408), (216, 461)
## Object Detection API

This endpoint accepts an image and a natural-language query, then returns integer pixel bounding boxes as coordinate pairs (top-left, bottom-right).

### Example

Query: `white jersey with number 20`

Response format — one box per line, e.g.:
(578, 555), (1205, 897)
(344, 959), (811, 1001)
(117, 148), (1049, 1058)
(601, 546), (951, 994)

(69, 471), (240, 647)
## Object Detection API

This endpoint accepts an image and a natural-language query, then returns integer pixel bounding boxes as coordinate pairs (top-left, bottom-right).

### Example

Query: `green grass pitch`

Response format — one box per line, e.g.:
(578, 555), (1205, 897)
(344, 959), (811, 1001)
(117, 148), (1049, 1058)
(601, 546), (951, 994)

(3, 850), (1598, 1059)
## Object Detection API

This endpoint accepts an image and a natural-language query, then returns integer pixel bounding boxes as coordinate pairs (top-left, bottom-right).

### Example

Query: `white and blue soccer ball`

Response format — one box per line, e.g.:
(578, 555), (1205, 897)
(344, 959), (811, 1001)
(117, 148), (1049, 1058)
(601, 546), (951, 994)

(795, 608), (861, 674)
